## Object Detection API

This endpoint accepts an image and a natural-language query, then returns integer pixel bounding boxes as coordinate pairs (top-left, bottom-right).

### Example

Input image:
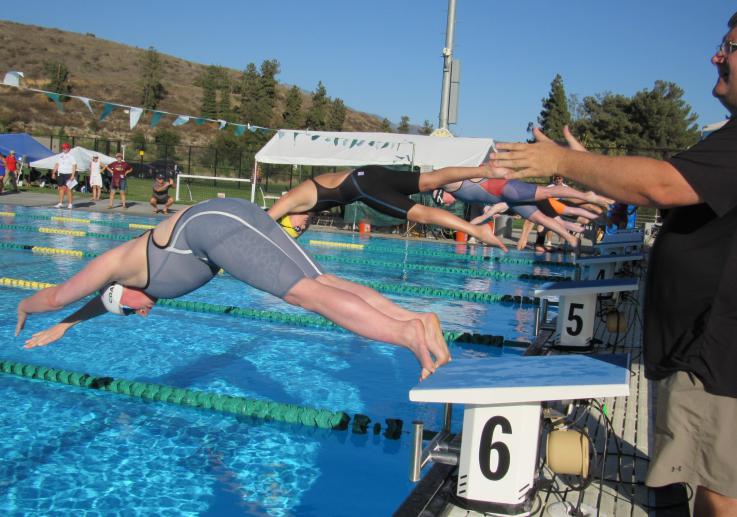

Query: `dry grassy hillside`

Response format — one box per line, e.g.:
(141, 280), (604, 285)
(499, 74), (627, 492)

(0, 20), (385, 143)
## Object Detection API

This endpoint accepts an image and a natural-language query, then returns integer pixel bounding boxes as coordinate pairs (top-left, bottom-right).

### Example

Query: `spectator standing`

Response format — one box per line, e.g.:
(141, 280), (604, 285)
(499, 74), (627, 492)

(51, 143), (77, 209)
(149, 173), (174, 214)
(0, 152), (5, 195)
(5, 150), (18, 192)
(104, 152), (133, 209)
(88, 155), (103, 201)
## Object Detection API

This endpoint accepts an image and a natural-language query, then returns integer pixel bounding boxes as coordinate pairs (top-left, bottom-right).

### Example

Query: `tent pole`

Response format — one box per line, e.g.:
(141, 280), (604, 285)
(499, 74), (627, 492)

(250, 161), (258, 203)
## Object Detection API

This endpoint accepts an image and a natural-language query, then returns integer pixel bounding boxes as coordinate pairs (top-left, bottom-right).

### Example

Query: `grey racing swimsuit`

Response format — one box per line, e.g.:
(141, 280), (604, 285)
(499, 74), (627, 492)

(142, 198), (323, 300)
(447, 179), (539, 219)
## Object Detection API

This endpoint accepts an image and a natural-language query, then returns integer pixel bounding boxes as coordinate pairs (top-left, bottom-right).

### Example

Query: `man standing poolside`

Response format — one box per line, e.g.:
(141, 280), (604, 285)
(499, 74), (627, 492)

(105, 152), (133, 209)
(490, 12), (737, 516)
(51, 143), (77, 209)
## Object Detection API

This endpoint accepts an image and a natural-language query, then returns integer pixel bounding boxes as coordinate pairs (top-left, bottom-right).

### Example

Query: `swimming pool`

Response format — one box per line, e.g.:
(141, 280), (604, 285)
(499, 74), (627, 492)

(0, 204), (572, 516)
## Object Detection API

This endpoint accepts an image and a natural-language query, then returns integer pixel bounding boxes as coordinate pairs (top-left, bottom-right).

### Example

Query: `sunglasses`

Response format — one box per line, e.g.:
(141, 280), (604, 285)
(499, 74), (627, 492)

(718, 40), (737, 56)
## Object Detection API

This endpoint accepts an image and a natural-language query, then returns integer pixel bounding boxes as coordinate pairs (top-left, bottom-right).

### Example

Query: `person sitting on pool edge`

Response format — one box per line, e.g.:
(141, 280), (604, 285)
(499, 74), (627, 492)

(267, 163), (509, 250)
(15, 197), (450, 381)
(150, 173), (174, 214)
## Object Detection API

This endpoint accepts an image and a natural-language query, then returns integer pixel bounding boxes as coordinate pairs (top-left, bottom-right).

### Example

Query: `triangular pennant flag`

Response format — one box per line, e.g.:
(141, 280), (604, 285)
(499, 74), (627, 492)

(150, 111), (163, 128)
(172, 115), (189, 126)
(2, 71), (24, 87)
(45, 92), (64, 112)
(77, 97), (94, 114)
(333, 138), (339, 146)
(129, 107), (144, 129)
(218, 119), (227, 130)
(350, 139), (358, 148)
(277, 130), (285, 139)
(233, 125), (246, 136)
(293, 132), (298, 142)
(381, 142), (390, 149)
(194, 118), (206, 126)
(311, 135), (320, 141)
(99, 103), (117, 122)
(369, 141), (375, 146)
(248, 124), (258, 133)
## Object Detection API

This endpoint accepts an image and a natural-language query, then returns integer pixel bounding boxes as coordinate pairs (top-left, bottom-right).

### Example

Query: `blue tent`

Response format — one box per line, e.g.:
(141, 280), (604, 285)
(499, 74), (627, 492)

(0, 133), (54, 162)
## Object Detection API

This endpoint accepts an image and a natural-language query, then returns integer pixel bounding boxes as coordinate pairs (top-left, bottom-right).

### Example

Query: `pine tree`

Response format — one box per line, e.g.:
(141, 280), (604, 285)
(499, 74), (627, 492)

(43, 61), (72, 97)
(328, 98), (347, 131)
(140, 47), (166, 110)
(238, 63), (260, 124)
(538, 74), (571, 140)
(397, 115), (410, 134)
(200, 67), (219, 118)
(380, 118), (392, 132)
(256, 59), (280, 127)
(419, 120), (434, 135)
(305, 81), (330, 130)
(282, 86), (303, 128)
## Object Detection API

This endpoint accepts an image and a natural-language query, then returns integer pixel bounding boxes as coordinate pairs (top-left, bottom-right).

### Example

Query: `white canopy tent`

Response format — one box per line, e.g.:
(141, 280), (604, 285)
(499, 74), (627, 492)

(255, 129), (495, 169)
(252, 129), (496, 202)
(701, 119), (728, 139)
(29, 146), (116, 171)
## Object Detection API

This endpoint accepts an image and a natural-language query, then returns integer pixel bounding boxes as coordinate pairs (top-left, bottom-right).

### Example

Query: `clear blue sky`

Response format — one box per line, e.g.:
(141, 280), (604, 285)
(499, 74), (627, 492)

(2, 1), (734, 141)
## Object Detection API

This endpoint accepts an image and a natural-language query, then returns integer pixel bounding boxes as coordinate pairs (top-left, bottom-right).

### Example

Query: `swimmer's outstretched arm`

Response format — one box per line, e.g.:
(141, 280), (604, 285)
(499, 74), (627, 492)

(15, 243), (133, 337)
(20, 298), (107, 349)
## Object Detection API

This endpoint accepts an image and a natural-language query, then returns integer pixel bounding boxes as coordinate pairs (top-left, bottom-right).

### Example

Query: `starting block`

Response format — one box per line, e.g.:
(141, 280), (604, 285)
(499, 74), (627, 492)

(574, 253), (643, 281)
(595, 229), (644, 255)
(535, 278), (639, 349)
(409, 355), (630, 516)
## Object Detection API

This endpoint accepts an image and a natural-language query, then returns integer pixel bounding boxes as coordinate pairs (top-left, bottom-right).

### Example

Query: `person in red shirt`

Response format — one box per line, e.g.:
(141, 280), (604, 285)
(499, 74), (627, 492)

(103, 152), (133, 209)
(4, 150), (18, 192)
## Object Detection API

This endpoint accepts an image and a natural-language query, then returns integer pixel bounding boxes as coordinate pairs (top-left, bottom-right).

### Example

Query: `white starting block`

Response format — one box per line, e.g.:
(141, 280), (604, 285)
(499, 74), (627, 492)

(409, 355), (630, 516)
(574, 253), (643, 281)
(535, 278), (639, 349)
(595, 229), (644, 255)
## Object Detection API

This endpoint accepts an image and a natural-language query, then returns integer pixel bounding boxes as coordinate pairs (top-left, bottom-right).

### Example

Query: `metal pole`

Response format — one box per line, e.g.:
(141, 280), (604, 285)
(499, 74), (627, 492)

(438, 0), (457, 130)
(410, 421), (424, 482)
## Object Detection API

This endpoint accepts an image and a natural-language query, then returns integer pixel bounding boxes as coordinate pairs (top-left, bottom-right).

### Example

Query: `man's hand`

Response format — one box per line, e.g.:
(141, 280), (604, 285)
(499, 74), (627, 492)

(490, 126), (588, 180)
(23, 323), (70, 349)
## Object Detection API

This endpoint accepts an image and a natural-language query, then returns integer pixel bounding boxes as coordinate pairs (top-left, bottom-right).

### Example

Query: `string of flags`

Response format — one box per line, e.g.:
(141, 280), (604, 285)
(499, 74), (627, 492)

(2, 70), (411, 152)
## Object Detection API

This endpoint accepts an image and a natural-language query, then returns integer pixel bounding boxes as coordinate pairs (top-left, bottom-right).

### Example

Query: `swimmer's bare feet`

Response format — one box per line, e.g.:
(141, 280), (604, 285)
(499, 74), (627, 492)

(477, 223), (508, 252)
(420, 313), (451, 369)
(583, 191), (615, 206)
(404, 319), (436, 381)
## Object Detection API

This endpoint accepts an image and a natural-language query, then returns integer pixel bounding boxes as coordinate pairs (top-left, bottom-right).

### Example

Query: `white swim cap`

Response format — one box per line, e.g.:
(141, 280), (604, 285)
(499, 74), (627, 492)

(101, 283), (128, 315)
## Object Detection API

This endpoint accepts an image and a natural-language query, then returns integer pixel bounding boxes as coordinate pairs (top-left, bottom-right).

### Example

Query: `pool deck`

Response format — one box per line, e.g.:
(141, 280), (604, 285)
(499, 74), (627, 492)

(396, 267), (693, 517)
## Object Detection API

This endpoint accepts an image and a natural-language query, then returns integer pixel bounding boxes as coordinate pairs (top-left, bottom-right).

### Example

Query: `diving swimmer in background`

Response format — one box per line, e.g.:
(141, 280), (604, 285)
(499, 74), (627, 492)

(267, 164), (509, 250)
(15, 198), (450, 381)
(438, 177), (613, 248)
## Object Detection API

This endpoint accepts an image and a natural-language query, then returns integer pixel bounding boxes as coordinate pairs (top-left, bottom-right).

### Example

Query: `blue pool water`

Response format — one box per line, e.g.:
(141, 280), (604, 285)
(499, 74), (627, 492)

(0, 204), (572, 516)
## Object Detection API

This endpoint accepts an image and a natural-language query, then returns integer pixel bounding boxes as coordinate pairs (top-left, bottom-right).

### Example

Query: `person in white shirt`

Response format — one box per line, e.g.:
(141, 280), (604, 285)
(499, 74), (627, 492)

(89, 155), (103, 201)
(51, 143), (78, 209)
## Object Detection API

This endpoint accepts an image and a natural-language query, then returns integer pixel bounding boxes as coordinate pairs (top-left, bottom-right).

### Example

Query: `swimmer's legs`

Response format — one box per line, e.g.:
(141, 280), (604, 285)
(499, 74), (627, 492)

(517, 219), (534, 250)
(534, 186), (614, 206)
(315, 273), (451, 368)
(528, 211), (579, 248)
(407, 204), (508, 251)
(417, 165), (489, 192)
(284, 277), (437, 380)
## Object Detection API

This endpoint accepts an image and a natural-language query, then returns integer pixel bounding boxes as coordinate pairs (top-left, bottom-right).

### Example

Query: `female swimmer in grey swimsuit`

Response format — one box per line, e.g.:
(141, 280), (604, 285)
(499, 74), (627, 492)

(15, 198), (450, 380)
(268, 163), (509, 250)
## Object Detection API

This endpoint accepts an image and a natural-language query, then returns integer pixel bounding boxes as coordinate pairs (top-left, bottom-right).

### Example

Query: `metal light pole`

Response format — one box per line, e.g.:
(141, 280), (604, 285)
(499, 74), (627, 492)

(438, 0), (457, 130)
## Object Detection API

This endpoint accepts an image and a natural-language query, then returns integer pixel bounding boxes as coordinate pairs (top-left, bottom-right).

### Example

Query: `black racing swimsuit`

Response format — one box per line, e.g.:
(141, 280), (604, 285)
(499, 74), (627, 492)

(311, 166), (421, 219)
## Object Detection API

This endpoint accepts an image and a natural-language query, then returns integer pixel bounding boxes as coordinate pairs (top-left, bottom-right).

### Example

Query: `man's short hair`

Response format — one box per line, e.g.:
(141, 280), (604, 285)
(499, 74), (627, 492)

(729, 11), (737, 29)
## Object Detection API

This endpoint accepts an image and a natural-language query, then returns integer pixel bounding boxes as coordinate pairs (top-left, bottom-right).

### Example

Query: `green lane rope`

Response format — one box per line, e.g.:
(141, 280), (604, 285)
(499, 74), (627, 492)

(312, 254), (569, 283)
(362, 243), (575, 268)
(0, 358), (348, 430)
(305, 240), (575, 268)
(0, 242), (544, 306)
(0, 210), (155, 230)
(1, 277), (530, 348)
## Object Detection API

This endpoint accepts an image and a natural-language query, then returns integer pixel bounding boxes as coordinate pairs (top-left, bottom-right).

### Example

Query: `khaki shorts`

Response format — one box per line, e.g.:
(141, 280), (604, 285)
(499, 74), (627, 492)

(646, 371), (737, 498)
